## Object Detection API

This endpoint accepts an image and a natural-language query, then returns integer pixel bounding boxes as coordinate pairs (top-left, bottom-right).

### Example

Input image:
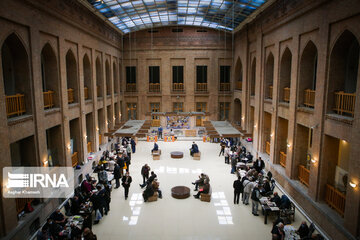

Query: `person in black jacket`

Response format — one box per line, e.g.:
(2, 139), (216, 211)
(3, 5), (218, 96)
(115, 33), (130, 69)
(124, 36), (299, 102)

(296, 221), (310, 238)
(139, 171), (157, 188)
(121, 172), (132, 200)
(253, 157), (265, 173)
(113, 163), (121, 189)
(233, 176), (243, 204)
(270, 192), (281, 207)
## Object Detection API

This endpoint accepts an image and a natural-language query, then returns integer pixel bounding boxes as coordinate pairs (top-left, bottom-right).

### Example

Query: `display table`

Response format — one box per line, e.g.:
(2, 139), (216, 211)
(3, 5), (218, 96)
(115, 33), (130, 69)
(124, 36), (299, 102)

(171, 186), (190, 199)
(171, 151), (184, 158)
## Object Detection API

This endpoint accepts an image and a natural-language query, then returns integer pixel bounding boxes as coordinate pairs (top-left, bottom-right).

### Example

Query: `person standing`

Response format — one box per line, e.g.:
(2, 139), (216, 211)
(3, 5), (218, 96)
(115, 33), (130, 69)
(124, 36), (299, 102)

(158, 126), (163, 139)
(130, 138), (136, 153)
(230, 154), (237, 174)
(251, 184), (261, 216)
(219, 139), (225, 156)
(141, 164), (151, 184)
(224, 146), (230, 164)
(126, 143), (132, 160)
(121, 172), (132, 200)
(233, 176), (243, 204)
(253, 157), (265, 173)
(113, 163), (121, 189)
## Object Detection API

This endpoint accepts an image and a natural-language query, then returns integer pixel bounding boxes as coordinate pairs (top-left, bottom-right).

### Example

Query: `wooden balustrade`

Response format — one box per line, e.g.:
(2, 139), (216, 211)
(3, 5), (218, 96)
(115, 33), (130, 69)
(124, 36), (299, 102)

(220, 82), (230, 91)
(196, 83), (207, 92)
(265, 141), (270, 155)
(126, 83), (136, 92)
(196, 118), (203, 126)
(87, 141), (92, 153)
(283, 87), (290, 102)
(84, 87), (89, 100)
(334, 91), (356, 117)
(71, 152), (78, 167)
(5, 94), (26, 117)
(269, 86), (273, 99)
(151, 119), (160, 127)
(325, 184), (346, 217)
(16, 198), (34, 214)
(96, 86), (101, 97)
(99, 134), (102, 145)
(298, 165), (310, 187)
(304, 89), (315, 107)
(279, 151), (286, 168)
(43, 90), (55, 109)
(236, 81), (242, 90)
(173, 82), (184, 91)
(149, 83), (160, 92)
(67, 88), (74, 104)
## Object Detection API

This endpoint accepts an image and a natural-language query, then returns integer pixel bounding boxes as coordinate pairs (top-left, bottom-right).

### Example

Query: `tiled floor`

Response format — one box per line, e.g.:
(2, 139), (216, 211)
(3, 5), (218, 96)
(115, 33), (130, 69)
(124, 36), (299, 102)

(93, 140), (306, 240)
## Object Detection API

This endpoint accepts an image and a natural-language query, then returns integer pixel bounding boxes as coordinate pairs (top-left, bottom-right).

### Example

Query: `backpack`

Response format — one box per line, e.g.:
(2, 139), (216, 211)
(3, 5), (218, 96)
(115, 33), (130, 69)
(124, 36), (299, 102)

(251, 188), (259, 201)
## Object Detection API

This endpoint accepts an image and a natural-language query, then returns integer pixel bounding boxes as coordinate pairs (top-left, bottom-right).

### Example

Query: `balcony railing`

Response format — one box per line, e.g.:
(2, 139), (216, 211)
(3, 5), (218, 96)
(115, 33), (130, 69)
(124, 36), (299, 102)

(334, 91), (356, 117)
(196, 118), (203, 126)
(236, 81), (242, 90)
(16, 198), (34, 214)
(265, 141), (270, 155)
(325, 184), (346, 217)
(304, 89), (315, 107)
(84, 87), (89, 100)
(151, 119), (160, 127)
(149, 83), (160, 92)
(126, 83), (136, 92)
(67, 88), (74, 104)
(43, 90), (55, 109)
(71, 152), (78, 167)
(283, 87), (290, 102)
(269, 86), (273, 99)
(99, 134), (102, 145)
(220, 82), (230, 91)
(173, 82), (184, 92)
(279, 151), (286, 168)
(298, 165), (310, 187)
(87, 141), (92, 153)
(6, 94), (26, 117)
(196, 83), (207, 92)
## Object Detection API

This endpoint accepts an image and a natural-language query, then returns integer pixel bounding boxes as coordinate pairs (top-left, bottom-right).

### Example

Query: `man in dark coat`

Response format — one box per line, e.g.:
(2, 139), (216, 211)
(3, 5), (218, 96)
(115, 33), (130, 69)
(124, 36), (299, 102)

(141, 164), (151, 184)
(253, 157), (265, 173)
(130, 138), (136, 153)
(151, 142), (159, 153)
(113, 163), (121, 189)
(121, 172), (132, 200)
(139, 171), (157, 188)
(190, 142), (199, 156)
(233, 176), (243, 204)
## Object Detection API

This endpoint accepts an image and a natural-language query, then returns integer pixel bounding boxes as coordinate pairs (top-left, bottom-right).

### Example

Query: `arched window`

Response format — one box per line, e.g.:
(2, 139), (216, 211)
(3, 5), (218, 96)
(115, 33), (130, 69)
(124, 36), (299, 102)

(279, 48), (292, 103)
(265, 53), (274, 99)
(328, 30), (359, 117)
(234, 58), (243, 90)
(105, 60), (111, 96)
(2, 33), (31, 117)
(41, 44), (59, 109)
(66, 50), (78, 104)
(299, 41), (317, 108)
(96, 57), (102, 97)
(250, 58), (256, 96)
(83, 54), (92, 100)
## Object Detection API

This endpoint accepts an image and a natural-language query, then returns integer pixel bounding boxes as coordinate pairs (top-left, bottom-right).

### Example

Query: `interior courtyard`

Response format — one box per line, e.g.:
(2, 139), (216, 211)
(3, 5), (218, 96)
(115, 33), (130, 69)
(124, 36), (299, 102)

(0, 0), (360, 239)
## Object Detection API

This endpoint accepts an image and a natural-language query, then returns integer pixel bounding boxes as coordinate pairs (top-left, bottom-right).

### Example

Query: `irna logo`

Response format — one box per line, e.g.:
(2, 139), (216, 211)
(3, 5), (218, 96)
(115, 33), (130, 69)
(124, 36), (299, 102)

(7, 172), (69, 188)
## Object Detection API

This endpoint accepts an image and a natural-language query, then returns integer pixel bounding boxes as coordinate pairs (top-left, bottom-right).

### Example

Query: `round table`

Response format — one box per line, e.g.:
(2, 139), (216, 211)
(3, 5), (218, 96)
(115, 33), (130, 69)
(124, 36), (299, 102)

(171, 151), (184, 158)
(171, 186), (190, 199)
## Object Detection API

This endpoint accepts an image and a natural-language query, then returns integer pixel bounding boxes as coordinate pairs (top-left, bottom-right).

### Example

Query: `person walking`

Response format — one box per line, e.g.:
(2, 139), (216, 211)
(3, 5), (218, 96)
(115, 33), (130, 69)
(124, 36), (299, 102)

(251, 184), (261, 216)
(141, 164), (151, 184)
(233, 176), (243, 204)
(230, 154), (237, 174)
(158, 126), (163, 139)
(219, 139), (225, 156)
(121, 172), (132, 200)
(113, 163), (121, 189)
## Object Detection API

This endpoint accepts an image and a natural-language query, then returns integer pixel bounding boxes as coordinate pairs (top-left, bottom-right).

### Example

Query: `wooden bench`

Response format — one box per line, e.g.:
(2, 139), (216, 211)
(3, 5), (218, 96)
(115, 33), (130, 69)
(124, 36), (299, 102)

(193, 152), (201, 160)
(200, 186), (212, 202)
(152, 150), (161, 160)
(148, 192), (158, 202)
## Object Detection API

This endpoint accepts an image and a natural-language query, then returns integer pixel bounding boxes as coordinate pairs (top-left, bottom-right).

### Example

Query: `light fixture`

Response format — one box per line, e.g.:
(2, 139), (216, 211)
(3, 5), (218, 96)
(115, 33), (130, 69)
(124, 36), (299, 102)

(287, 143), (291, 148)
(84, 135), (87, 139)
(67, 145), (71, 150)
(96, 127), (99, 131)
(254, 124), (257, 128)
(270, 133), (274, 138)
(241, 116), (245, 121)
(349, 181), (357, 188)
(311, 158), (317, 164)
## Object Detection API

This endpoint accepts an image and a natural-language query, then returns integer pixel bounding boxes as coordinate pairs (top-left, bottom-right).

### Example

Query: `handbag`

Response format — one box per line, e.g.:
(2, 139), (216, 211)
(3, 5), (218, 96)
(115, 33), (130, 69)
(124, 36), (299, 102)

(95, 209), (102, 221)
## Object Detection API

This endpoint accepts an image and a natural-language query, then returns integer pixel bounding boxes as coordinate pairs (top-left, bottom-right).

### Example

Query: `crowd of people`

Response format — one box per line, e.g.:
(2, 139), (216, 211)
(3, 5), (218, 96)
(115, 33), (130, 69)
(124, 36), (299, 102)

(218, 138), (323, 240)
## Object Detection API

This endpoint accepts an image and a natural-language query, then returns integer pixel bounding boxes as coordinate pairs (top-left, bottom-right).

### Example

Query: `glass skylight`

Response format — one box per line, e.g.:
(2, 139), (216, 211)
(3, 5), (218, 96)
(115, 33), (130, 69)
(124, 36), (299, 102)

(87, 0), (267, 34)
